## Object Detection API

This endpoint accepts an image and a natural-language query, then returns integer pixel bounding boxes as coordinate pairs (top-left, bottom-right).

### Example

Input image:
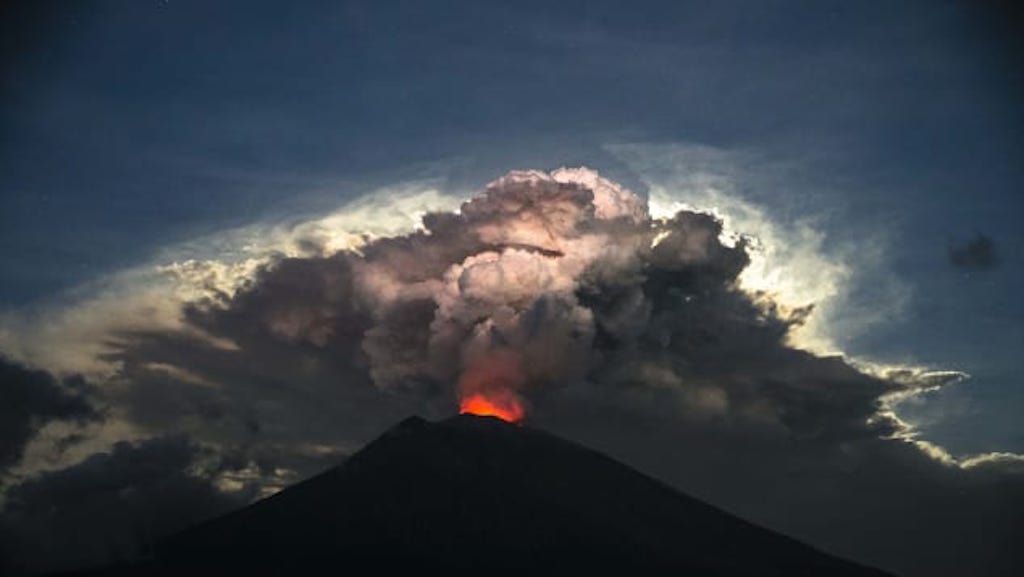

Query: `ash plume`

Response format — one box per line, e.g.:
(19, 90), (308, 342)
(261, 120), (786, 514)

(188, 167), (903, 435)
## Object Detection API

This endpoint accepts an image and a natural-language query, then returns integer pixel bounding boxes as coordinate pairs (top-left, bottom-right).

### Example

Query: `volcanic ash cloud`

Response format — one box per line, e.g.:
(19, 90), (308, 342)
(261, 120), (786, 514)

(183, 166), (934, 440)
(326, 167), (832, 424)
(354, 168), (649, 417)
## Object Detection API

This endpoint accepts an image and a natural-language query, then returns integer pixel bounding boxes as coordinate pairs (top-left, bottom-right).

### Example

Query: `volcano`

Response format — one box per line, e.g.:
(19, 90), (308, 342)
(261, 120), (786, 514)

(66, 415), (894, 576)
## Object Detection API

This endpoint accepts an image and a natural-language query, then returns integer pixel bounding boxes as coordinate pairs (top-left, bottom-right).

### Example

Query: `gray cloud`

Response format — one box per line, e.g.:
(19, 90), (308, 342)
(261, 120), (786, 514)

(0, 356), (100, 474)
(0, 436), (252, 575)
(948, 233), (999, 270)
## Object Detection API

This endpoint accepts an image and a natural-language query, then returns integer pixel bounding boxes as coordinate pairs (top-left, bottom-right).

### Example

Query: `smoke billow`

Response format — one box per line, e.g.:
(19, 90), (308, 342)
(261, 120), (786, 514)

(189, 167), (907, 436)
(352, 169), (646, 409)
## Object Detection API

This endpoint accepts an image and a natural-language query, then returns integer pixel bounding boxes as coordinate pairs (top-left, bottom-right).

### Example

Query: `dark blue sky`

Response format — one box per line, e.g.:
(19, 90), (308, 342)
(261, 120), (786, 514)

(2, 1), (1022, 452)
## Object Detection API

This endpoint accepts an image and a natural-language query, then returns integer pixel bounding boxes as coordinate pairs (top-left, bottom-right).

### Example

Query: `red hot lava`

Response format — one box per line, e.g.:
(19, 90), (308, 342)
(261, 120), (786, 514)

(459, 392), (526, 423)
(457, 350), (527, 423)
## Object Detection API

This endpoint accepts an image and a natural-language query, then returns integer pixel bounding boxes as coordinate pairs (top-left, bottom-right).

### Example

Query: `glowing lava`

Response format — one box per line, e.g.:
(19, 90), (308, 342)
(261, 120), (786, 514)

(459, 393), (525, 423)
(457, 349), (528, 423)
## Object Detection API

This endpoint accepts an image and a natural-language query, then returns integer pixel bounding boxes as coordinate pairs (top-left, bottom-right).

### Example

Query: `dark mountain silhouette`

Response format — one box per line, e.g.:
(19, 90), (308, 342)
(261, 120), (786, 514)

(60, 415), (895, 576)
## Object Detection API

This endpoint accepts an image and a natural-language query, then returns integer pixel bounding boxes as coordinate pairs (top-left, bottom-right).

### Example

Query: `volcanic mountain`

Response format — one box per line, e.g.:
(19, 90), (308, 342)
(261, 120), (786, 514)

(67, 415), (894, 576)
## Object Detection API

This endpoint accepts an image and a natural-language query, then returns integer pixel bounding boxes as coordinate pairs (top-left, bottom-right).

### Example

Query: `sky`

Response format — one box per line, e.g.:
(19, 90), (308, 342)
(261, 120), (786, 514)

(1, 1), (1022, 576)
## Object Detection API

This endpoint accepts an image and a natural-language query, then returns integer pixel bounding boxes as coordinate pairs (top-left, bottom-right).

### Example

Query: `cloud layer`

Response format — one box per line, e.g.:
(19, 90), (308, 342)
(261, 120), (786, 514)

(0, 357), (99, 475)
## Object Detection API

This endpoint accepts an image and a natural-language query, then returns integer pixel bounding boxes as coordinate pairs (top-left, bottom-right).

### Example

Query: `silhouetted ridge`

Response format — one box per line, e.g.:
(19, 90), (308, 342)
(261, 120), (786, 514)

(60, 415), (896, 576)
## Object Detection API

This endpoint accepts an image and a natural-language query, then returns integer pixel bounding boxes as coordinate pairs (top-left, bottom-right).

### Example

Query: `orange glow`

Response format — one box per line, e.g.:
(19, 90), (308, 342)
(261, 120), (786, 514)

(459, 392), (525, 423)
(457, 349), (528, 423)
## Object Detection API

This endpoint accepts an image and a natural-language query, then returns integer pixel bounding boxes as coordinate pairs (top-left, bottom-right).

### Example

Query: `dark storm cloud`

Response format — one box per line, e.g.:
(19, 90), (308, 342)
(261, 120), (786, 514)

(948, 232), (999, 270)
(0, 356), (99, 473)
(104, 327), (412, 446)
(0, 435), (252, 575)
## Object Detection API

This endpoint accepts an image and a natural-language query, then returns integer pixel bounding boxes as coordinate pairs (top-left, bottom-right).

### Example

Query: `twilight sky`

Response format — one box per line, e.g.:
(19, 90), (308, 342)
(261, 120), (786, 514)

(1, 2), (1022, 576)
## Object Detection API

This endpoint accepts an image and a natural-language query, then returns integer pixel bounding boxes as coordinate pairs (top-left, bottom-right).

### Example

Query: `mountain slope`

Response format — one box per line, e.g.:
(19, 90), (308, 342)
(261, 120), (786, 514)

(72, 415), (895, 576)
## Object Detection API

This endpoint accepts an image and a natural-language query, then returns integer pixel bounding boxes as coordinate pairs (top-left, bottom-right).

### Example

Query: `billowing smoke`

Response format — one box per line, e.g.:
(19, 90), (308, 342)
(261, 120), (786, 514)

(354, 168), (650, 418)
(188, 167), (905, 433)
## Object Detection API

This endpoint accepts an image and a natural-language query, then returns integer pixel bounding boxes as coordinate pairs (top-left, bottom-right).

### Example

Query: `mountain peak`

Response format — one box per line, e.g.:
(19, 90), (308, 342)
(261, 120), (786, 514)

(68, 415), (895, 576)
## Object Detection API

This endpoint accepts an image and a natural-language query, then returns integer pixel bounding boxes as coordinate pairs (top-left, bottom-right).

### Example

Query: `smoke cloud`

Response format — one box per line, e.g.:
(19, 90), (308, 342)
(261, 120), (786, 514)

(0, 436), (253, 575)
(185, 167), (902, 436)
(0, 356), (100, 475)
